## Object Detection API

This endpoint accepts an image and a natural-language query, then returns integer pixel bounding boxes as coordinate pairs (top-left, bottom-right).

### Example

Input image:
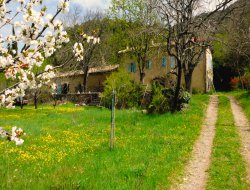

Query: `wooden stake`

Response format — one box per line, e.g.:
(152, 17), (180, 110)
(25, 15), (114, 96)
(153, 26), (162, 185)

(110, 89), (116, 150)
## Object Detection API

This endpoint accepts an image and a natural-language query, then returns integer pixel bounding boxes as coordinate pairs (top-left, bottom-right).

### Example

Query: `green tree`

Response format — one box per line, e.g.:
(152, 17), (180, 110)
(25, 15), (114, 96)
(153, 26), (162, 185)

(213, 0), (250, 89)
(102, 70), (144, 109)
(156, 0), (235, 111)
(109, 0), (160, 83)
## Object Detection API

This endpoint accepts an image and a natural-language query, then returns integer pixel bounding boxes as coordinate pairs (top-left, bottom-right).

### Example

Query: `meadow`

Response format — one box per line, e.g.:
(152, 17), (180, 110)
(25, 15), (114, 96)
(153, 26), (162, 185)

(0, 95), (209, 190)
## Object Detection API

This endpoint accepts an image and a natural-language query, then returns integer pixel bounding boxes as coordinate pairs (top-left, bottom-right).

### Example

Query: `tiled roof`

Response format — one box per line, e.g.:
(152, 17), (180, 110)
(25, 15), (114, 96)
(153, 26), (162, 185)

(55, 65), (119, 78)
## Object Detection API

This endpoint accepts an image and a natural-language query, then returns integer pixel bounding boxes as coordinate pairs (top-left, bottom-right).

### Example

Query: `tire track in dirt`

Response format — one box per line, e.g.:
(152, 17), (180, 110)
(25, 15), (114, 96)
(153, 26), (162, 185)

(230, 96), (250, 183)
(171, 95), (219, 190)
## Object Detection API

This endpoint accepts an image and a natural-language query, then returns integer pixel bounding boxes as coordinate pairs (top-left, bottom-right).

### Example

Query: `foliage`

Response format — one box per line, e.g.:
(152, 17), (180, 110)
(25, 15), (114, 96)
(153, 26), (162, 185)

(101, 70), (144, 109)
(0, 95), (209, 189)
(212, 0), (250, 91)
(230, 77), (240, 90)
(49, 18), (126, 70)
(109, 0), (160, 83)
(147, 82), (191, 114)
(230, 75), (250, 90)
(148, 82), (169, 114)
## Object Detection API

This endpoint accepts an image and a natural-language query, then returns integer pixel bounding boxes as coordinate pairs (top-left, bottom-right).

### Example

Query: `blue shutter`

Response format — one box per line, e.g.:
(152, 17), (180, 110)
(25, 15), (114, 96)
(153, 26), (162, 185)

(133, 63), (136, 73)
(57, 82), (62, 94)
(149, 60), (152, 69)
(127, 64), (131, 72)
(146, 60), (152, 69)
(170, 56), (176, 69)
(161, 57), (167, 67)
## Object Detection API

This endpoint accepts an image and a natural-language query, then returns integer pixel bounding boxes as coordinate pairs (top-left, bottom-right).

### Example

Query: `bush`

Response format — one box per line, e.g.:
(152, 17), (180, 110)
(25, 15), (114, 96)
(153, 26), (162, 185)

(147, 83), (169, 114)
(147, 81), (191, 114)
(230, 75), (250, 90)
(230, 77), (239, 90)
(101, 71), (144, 109)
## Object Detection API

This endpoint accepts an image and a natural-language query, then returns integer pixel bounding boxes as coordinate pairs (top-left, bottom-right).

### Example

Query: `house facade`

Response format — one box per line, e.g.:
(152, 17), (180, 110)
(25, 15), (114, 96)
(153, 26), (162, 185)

(53, 48), (213, 94)
(53, 65), (119, 94)
(119, 48), (214, 93)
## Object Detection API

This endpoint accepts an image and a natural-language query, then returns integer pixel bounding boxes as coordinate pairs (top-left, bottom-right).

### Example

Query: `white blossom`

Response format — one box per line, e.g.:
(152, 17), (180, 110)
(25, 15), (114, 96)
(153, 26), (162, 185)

(0, 0), (99, 108)
(58, 0), (69, 13)
(73, 42), (84, 61)
(11, 127), (25, 146)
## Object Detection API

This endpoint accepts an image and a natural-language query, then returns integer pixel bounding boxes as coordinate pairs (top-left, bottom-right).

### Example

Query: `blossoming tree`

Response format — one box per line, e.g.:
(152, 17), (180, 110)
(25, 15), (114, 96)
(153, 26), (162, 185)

(0, 0), (99, 145)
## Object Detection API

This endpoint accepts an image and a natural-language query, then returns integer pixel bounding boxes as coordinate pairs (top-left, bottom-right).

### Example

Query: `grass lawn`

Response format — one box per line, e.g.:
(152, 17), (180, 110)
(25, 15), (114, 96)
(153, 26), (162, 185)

(206, 96), (249, 190)
(0, 95), (208, 190)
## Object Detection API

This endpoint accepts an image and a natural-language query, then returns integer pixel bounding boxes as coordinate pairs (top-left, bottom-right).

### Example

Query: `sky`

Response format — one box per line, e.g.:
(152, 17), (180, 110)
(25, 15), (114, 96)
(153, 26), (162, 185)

(1, 0), (235, 37)
(45, 0), (111, 12)
(46, 0), (235, 15)
(72, 0), (111, 9)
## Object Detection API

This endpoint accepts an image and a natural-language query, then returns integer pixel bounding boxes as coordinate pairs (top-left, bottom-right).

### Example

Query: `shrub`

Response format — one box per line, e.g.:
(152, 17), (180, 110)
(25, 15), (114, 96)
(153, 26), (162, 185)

(230, 75), (250, 90)
(148, 83), (170, 114)
(242, 76), (250, 90)
(230, 77), (240, 90)
(147, 81), (191, 114)
(101, 70), (144, 109)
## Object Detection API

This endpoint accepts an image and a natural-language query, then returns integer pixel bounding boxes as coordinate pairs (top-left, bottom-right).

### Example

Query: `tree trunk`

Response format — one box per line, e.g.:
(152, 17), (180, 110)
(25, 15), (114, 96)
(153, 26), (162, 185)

(184, 71), (193, 94)
(83, 66), (89, 92)
(53, 94), (57, 109)
(139, 72), (145, 84)
(34, 91), (38, 109)
(236, 61), (244, 90)
(172, 61), (182, 113)
(20, 99), (24, 109)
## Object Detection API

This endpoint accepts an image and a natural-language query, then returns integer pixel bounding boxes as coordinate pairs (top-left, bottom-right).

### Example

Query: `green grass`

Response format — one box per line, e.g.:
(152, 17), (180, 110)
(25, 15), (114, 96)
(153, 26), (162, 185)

(0, 95), (208, 190)
(206, 96), (249, 190)
(231, 91), (250, 120)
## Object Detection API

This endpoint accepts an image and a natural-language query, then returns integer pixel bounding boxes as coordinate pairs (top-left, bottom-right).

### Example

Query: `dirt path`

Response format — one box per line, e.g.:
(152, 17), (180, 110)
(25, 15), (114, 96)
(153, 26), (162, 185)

(171, 95), (219, 190)
(229, 96), (250, 183)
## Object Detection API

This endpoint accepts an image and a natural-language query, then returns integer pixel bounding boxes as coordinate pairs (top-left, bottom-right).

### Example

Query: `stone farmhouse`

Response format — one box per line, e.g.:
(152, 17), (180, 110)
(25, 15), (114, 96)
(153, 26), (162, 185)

(53, 48), (213, 95)
(118, 47), (214, 93)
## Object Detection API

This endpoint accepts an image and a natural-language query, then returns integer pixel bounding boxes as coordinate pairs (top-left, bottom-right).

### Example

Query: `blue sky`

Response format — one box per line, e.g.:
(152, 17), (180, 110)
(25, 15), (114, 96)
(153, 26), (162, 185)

(45, 0), (111, 13)
(0, 0), (111, 37)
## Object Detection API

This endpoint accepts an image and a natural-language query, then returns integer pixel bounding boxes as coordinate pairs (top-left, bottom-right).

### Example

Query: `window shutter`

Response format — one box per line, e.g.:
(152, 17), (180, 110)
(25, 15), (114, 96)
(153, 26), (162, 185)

(162, 57), (167, 67)
(149, 60), (152, 69)
(57, 82), (62, 94)
(133, 63), (137, 73)
(170, 56), (176, 69)
(128, 64), (131, 72)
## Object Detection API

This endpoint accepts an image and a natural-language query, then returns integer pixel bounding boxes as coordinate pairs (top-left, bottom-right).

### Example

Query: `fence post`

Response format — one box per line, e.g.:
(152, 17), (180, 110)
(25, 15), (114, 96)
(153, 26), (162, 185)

(110, 89), (116, 150)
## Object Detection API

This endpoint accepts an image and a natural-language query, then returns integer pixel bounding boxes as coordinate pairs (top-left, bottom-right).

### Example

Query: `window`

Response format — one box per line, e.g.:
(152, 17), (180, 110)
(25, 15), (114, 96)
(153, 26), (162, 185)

(62, 83), (69, 94)
(128, 63), (136, 73)
(57, 82), (62, 94)
(170, 56), (176, 69)
(146, 60), (152, 69)
(131, 63), (136, 73)
(127, 64), (131, 72)
(161, 57), (167, 67)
